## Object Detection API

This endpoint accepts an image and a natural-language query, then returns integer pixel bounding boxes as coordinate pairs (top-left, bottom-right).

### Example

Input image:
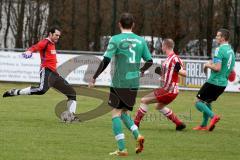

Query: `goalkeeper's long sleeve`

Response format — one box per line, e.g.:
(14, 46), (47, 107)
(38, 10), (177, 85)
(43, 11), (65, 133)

(93, 56), (111, 79)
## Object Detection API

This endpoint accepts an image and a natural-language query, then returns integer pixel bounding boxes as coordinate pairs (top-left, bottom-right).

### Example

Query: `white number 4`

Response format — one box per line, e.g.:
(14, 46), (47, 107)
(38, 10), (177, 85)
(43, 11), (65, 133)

(227, 51), (233, 69)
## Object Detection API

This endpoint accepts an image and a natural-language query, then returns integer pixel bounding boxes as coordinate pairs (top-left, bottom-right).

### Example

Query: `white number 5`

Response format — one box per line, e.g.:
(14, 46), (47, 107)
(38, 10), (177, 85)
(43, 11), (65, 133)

(129, 44), (136, 63)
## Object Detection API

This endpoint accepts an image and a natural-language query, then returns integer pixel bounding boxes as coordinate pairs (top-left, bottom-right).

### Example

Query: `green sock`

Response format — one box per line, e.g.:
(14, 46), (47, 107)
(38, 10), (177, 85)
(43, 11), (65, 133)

(112, 117), (125, 151)
(201, 112), (209, 126)
(121, 113), (139, 140)
(195, 101), (214, 119)
(201, 104), (212, 126)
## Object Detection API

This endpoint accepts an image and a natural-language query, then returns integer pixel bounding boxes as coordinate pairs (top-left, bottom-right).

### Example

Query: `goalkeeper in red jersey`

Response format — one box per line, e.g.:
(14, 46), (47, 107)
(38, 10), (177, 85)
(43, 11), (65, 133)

(3, 26), (77, 120)
(134, 38), (187, 131)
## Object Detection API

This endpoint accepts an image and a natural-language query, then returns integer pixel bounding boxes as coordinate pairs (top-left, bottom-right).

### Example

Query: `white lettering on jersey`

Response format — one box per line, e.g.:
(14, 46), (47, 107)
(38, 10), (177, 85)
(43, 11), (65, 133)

(51, 50), (56, 54)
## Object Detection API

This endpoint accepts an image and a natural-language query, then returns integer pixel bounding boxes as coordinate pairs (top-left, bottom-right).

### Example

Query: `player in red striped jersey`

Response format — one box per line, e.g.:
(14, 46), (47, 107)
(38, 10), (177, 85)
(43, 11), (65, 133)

(134, 38), (187, 130)
(3, 27), (78, 121)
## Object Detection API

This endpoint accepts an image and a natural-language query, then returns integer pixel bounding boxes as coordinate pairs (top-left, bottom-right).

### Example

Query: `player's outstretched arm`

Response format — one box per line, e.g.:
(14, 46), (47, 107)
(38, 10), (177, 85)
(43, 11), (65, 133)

(22, 50), (33, 59)
(22, 40), (46, 59)
(140, 59), (153, 76)
(88, 78), (96, 88)
(88, 56), (111, 88)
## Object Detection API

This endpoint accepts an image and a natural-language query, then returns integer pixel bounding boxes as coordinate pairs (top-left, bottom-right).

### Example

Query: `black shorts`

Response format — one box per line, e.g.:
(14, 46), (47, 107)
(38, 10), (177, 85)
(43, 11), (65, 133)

(108, 87), (138, 111)
(196, 82), (225, 104)
(30, 67), (76, 100)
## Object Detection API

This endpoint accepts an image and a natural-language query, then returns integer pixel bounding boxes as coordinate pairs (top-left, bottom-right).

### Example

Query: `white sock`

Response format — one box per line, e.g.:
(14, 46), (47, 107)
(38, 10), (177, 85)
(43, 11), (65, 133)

(130, 124), (138, 132)
(19, 87), (31, 95)
(139, 103), (148, 113)
(13, 89), (19, 96)
(115, 133), (125, 141)
(67, 100), (77, 113)
(159, 107), (172, 116)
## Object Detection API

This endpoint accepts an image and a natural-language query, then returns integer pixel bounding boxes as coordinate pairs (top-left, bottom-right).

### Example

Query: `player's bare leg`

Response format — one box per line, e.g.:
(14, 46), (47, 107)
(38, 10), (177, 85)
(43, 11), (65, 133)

(134, 91), (157, 127)
(155, 103), (186, 130)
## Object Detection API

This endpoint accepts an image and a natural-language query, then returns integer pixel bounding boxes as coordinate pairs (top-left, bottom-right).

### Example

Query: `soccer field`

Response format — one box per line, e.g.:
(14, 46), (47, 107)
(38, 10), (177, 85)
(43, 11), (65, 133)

(1, 83), (240, 160)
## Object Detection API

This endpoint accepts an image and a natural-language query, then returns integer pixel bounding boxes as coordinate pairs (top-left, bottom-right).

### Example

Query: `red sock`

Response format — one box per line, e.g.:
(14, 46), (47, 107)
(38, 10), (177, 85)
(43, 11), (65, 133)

(159, 107), (182, 126)
(167, 112), (183, 126)
(134, 108), (147, 126)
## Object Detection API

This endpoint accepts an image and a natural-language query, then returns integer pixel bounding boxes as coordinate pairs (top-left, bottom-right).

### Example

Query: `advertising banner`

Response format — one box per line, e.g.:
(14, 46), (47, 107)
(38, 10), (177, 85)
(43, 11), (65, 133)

(0, 51), (239, 92)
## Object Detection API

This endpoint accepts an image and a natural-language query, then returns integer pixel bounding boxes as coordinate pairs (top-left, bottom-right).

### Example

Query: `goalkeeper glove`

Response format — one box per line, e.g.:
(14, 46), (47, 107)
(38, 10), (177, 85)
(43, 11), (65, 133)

(22, 51), (32, 59)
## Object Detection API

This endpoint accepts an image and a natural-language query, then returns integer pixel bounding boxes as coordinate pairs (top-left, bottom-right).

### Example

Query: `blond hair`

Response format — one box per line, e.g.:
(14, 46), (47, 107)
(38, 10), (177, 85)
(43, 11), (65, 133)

(163, 38), (174, 50)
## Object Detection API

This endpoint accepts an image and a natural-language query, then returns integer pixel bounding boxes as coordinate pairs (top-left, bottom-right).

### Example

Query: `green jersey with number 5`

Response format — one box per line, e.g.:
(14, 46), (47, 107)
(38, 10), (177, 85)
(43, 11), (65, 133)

(104, 32), (152, 88)
(207, 43), (235, 86)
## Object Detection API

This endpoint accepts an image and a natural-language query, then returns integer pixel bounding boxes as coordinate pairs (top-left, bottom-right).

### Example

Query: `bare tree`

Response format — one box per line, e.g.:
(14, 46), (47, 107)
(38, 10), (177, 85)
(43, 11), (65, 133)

(1, 0), (239, 53)
(206, 0), (214, 57)
(222, 0), (232, 29)
(94, 0), (101, 51)
(158, 0), (165, 39)
(25, 1), (34, 46)
(85, 0), (90, 50)
(23, 0), (48, 48)
(0, 0), (3, 31)
(48, 0), (60, 27)
(148, 0), (163, 54)
(123, 0), (129, 11)
(173, 0), (184, 54)
(233, 0), (239, 52)
(14, 0), (26, 48)
(4, 0), (12, 48)
(111, 0), (117, 35)
(136, 0), (145, 35)
(33, 0), (41, 44)
(198, 0), (204, 56)
(71, 0), (77, 50)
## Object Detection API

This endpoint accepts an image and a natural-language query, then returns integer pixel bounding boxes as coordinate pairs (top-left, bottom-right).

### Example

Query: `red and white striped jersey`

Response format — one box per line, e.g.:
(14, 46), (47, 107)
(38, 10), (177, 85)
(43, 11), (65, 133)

(161, 52), (183, 94)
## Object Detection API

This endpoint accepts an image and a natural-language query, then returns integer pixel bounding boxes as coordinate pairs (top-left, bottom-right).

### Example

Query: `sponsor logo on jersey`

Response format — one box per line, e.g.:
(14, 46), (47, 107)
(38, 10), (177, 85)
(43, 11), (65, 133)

(51, 50), (57, 54)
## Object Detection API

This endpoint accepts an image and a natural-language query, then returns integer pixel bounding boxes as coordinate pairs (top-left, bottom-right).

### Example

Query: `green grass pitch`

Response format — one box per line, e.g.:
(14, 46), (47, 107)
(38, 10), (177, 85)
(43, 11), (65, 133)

(0, 83), (240, 160)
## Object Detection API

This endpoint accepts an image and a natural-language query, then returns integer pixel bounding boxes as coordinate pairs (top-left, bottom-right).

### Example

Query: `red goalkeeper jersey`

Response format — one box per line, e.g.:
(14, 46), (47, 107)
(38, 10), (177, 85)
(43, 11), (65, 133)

(27, 38), (57, 72)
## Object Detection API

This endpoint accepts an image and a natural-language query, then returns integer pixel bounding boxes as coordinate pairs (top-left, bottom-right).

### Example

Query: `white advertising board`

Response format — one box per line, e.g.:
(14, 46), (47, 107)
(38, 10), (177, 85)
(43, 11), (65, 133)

(0, 51), (239, 92)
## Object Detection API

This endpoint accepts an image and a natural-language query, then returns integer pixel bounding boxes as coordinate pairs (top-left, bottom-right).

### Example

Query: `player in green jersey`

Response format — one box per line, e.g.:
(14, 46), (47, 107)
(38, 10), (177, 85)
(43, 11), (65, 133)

(89, 13), (153, 156)
(193, 28), (235, 131)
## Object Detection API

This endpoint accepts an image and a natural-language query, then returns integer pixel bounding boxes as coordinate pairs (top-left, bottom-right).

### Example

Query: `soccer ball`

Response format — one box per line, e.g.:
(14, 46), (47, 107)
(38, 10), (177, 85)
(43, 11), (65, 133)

(60, 111), (76, 122)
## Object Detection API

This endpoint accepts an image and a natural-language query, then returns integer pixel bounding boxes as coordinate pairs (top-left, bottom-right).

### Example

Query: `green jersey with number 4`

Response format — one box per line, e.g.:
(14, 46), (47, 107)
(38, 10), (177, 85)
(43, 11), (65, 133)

(104, 32), (152, 88)
(207, 43), (235, 87)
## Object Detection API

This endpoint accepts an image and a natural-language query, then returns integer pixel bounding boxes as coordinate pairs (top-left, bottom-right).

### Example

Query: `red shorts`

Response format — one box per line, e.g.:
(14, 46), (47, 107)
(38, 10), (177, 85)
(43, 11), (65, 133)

(154, 88), (178, 104)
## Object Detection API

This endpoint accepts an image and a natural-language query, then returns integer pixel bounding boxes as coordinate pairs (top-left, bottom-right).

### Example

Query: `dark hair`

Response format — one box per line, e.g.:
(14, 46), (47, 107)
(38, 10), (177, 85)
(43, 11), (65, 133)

(218, 28), (230, 41)
(119, 13), (134, 29)
(163, 38), (175, 49)
(48, 26), (61, 35)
